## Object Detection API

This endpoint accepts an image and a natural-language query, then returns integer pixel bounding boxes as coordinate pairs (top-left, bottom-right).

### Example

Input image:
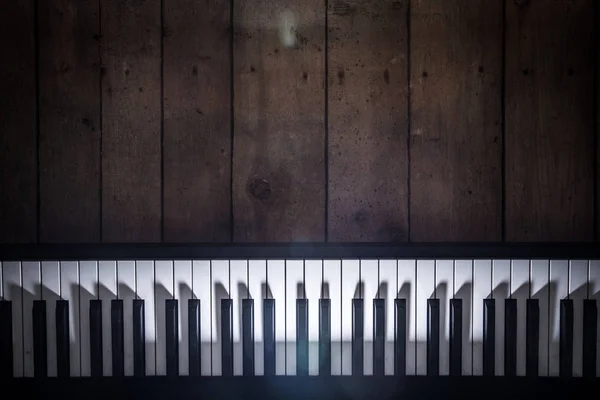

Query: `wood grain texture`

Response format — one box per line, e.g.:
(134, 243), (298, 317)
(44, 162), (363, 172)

(410, 0), (503, 242)
(0, 0), (37, 243)
(101, 0), (162, 242)
(233, 0), (326, 242)
(163, 0), (231, 242)
(327, 0), (409, 242)
(38, 0), (101, 242)
(505, 0), (595, 242)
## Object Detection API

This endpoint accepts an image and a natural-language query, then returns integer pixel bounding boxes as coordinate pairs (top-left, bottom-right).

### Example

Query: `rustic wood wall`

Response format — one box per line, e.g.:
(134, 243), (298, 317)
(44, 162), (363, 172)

(0, 0), (597, 244)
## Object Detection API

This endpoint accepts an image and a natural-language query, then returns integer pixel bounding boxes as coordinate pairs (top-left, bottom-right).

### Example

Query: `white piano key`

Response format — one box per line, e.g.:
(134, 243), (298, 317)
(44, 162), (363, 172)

(248, 260), (266, 375)
(22, 261), (41, 377)
(266, 260), (286, 375)
(60, 261), (80, 377)
(3, 262), (23, 377)
(415, 260), (434, 376)
(323, 259), (342, 375)
(341, 259), (359, 375)
(472, 259), (492, 375)
(398, 259), (416, 375)
(434, 260), (453, 376)
(98, 261), (117, 376)
(361, 259), (378, 376)
(174, 260), (192, 376)
(211, 260), (230, 376)
(41, 261), (60, 377)
(492, 259), (510, 376)
(135, 260), (155, 376)
(117, 261), (135, 376)
(378, 259), (397, 376)
(79, 261), (98, 377)
(570, 260), (587, 377)
(530, 260), (549, 376)
(305, 259), (321, 376)
(549, 260), (568, 376)
(589, 260), (600, 377)
(229, 260), (247, 376)
(191, 260), (211, 376)
(285, 259), (303, 375)
(511, 260), (528, 377)
(454, 260), (473, 375)
(155, 260), (174, 376)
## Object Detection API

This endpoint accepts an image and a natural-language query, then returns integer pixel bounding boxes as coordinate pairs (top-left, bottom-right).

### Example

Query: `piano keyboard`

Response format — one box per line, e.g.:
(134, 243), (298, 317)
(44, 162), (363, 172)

(1, 259), (599, 379)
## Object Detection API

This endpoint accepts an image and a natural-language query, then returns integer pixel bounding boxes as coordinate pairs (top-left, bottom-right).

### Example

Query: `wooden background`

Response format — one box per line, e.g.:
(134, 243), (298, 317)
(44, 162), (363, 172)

(0, 0), (597, 244)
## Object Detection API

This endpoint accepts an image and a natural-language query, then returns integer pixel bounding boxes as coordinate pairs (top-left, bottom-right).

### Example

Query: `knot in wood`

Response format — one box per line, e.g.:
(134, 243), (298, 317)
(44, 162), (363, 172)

(250, 178), (271, 201)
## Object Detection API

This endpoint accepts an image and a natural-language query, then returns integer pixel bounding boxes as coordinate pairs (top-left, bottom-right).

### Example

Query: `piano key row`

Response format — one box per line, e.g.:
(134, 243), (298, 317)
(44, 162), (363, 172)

(1, 259), (600, 378)
(0, 296), (598, 378)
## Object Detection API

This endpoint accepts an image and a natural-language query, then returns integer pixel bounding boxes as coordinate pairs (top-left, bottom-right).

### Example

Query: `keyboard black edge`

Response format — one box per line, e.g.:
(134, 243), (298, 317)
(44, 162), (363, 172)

(3, 377), (598, 400)
(1, 242), (599, 260)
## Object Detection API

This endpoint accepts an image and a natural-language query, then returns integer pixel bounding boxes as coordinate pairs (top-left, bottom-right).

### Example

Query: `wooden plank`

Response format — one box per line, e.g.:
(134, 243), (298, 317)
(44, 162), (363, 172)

(505, 0), (595, 241)
(38, 0), (101, 242)
(101, 0), (162, 242)
(163, 0), (231, 242)
(327, 0), (409, 242)
(0, 0), (37, 243)
(410, 0), (503, 242)
(232, 0), (326, 242)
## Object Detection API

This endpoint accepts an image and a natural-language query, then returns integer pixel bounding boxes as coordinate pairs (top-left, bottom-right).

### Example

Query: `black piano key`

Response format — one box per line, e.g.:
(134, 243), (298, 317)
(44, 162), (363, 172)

(483, 298), (495, 376)
(352, 299), (364, 375)
(504, 298), (517, 377)
(449, 298), (462, 376)
(297, 299), (309, 376)
(373, 299), (385, 376)
(559, 299), (574, 377)
(0, 301), (13, 378)
(319, 299), (331, 376)
(394, 299), (406, 376)
(582, 299), (597, 377)
(33, 300), (47, 378)
(111, 299), (124, 377)
(526, 299), (539, 376)
(133, 299), (146, 376)
(188, 299), (201, 377)
(165, 299), (179, 376)
(263, 299), (275, 376)
(56, 300), (70, 377)
(221, 299), (233, 376)
(89, 299), (103, 377)
(427, 298), (440, 376)
(242, 299), (254, 376)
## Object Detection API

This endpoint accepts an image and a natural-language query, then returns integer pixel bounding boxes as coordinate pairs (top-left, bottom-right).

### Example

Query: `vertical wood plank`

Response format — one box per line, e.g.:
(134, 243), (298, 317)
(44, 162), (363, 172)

(163, 0), (231, 242)
(410, 0), (503, 242)
(0, 0), (37, 243)
(327, 0), (409, 242)
(233, 0), (326, 242)
(101, 0), (162, 242)
(38, 0), (101, 242)
(505, 0), (595, 241)
(597, 1), (599, 243)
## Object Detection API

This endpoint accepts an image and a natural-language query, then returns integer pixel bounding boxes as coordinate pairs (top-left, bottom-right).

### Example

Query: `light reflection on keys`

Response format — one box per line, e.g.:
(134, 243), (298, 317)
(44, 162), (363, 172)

(530, 260), (549, 376)
(340, 259), (359, 375)
(304, 259), (321, 376)
(378, 259), (396, 376)
(472, 259), (492, 376)
(174, 260), (192, 376)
